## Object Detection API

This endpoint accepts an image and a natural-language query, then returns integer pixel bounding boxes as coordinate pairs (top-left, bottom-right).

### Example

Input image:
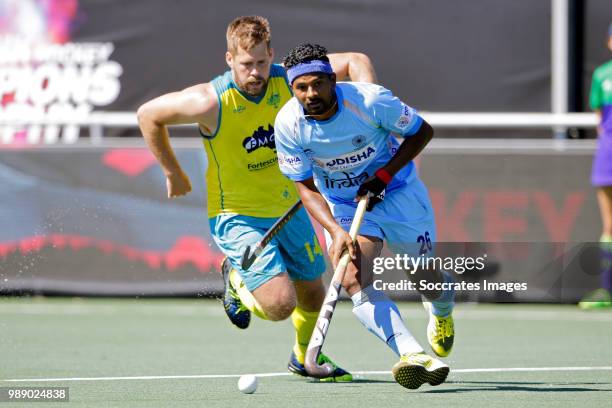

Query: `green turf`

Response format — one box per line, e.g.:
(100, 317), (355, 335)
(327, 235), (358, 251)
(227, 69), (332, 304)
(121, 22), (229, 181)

(1, 298), (611, 407)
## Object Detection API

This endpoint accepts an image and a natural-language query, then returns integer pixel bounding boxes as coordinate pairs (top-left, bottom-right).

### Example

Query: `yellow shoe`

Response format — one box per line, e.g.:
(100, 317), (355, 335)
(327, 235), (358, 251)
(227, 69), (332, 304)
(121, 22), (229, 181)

(423, 301), (454, 357)
(391, 352), (449, 390)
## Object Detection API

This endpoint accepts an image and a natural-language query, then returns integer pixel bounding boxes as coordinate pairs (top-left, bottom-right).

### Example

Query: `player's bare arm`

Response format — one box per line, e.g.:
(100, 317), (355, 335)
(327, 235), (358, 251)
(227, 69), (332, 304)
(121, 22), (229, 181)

(295, 178), (357, 267)
(137, 83), (218, 198)
(328, 52), (377, 83)
(356, 120), (434, 208)
(384, 120), (434, 176)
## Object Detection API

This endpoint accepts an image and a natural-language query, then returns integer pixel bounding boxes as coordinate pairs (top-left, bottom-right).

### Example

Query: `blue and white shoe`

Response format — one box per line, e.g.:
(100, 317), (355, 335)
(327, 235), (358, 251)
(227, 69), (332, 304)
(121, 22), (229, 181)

(287, 351), (352, 382)
(220, 258), (250, 329)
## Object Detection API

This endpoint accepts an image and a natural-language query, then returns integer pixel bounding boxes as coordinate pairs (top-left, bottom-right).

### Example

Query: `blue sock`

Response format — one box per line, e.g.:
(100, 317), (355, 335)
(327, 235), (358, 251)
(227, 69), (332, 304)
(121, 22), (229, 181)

(429, 271), (455, 317)
(351, 285), (423, 356)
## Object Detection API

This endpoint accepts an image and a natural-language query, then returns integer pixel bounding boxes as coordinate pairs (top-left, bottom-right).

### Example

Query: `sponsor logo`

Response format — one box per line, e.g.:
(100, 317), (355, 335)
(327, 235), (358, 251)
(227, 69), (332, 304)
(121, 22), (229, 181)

(233, 105), (246, 114)
(352, 135), (367, 148)
(323, 171), (369, 189)
(247, 156), (278, 171)
(319, 144), (376, 171)
(395, 116), (411, 129)
(394, 103), (414, 130)
(242, 125), (275, 153)
(278, 153), (302, 169)
(339, 217), (353, 224)
(266, 93), (281, 108)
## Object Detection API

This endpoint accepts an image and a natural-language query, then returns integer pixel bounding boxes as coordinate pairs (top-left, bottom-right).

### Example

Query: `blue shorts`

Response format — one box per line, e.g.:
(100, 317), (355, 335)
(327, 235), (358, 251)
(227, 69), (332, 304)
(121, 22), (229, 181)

(209, 207), (326, 292)
(324, 177), (436, 257)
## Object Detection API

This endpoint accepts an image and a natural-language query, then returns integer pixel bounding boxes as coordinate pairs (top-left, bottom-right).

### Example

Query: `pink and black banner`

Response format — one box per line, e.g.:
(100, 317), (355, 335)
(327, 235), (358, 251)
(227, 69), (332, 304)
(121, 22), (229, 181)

(0, 142), (604, 301)
(0, 144), (225, 296)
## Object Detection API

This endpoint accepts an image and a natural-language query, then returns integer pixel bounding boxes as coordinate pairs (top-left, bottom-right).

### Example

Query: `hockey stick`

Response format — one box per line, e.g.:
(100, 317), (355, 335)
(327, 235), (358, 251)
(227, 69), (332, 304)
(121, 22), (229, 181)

(305, 196), (368, 378)
(240, 200), (303, 270)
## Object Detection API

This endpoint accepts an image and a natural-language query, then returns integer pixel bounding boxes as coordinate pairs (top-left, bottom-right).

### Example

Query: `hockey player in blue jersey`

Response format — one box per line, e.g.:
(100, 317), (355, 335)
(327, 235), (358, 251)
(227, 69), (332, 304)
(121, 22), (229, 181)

(274, 44), (456, 390)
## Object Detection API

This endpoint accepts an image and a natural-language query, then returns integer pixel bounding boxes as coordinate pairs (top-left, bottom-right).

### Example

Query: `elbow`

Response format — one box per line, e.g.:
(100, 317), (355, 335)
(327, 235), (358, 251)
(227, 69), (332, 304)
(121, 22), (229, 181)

(136, 103), (150, 127)
(351, 52), (372, 66)
(136, 102), (163, 132)
(136, 102), (156, 127)
(420, 120), (434, 144)
(350, 52), (377, 82)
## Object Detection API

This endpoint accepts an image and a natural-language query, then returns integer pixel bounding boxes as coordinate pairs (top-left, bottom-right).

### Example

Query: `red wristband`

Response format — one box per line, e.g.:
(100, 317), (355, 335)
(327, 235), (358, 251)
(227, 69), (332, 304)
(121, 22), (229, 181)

(375, 168), (392, 184)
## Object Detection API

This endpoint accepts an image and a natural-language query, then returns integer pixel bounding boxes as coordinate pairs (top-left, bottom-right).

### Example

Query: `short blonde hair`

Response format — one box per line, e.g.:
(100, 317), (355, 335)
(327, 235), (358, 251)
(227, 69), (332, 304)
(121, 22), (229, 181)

(226, 16), (271, 54)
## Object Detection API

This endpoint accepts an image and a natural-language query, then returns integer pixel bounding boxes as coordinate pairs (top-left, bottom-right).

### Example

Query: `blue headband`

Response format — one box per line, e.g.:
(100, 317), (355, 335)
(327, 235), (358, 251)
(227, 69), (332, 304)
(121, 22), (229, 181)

(286, 59), (334, 84)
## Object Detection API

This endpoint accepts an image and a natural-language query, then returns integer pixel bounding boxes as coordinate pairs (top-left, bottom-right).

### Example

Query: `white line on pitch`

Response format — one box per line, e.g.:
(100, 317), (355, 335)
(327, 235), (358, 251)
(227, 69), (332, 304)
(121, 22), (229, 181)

(3, 366), (612, 383)
(1, 304), (611, 322)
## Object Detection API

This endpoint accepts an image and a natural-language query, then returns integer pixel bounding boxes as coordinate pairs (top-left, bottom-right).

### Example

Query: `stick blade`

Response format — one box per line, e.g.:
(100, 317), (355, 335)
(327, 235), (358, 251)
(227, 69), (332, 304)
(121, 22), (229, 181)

(305, 353), (334, 378)
(241, 245), (255, 270)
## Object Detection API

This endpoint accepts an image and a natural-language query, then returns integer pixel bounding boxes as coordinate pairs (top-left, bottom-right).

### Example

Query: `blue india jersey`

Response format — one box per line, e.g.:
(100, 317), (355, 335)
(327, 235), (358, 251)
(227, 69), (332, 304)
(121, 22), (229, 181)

(274, 82), (424, 205)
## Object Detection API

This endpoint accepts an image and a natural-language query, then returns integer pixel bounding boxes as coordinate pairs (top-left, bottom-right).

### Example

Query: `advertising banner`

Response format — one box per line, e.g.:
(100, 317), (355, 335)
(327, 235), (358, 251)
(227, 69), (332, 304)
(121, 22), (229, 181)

(0, 142), (602, 301)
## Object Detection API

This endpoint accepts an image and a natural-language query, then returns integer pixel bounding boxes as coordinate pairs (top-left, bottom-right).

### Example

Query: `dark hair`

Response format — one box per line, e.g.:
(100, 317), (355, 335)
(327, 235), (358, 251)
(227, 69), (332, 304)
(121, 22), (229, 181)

(282, 43), (330, 69)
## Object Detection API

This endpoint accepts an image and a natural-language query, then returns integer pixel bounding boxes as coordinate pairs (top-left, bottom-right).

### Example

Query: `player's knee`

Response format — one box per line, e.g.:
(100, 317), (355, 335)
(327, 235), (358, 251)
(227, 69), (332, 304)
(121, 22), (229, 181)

(341, 273), (362, 296)
(262, 301), (295, 321)
(260, 290), (296, 321)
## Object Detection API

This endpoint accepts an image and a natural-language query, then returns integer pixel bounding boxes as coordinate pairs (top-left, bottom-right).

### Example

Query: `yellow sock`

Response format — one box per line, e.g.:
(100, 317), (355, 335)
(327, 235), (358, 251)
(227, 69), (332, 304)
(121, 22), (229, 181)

(229, 268), (268, 320)
(291, 306), (319, 364)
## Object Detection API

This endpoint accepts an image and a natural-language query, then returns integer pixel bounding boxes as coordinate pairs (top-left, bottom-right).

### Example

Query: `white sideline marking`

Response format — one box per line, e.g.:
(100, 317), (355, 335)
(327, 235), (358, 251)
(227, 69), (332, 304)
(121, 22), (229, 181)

(3, 366), (612, 383)
(1, 304), (611, 322)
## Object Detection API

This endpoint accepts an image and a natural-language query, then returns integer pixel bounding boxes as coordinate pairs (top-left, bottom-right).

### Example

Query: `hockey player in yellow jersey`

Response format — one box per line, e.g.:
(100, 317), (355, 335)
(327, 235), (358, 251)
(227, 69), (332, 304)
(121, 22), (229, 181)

(137, 16), (377, 381)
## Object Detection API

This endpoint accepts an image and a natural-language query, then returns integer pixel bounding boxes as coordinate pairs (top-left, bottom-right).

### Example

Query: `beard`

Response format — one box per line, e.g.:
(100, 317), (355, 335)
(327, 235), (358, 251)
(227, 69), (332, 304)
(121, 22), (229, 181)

(304, 96), (336, 116)
(238, 76), (268, 96)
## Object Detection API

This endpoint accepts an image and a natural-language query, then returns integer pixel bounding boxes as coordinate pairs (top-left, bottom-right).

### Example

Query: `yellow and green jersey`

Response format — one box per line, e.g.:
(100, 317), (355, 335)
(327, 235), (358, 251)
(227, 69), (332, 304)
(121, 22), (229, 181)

(202, 64), (298, 218)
